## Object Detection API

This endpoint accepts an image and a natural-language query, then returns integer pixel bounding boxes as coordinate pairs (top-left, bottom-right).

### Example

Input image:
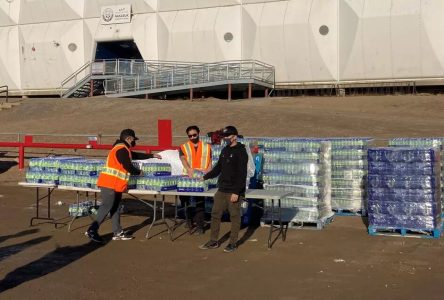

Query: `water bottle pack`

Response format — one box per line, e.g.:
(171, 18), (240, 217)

(367, 147), (442, 231)
(324, 138), (373, 212)
(368, 214), (439, 230)
(260, 138), (332, 223)
(263, 174), (326, 186)
(68, 200), (95, 217)
(367, 174), (438, 190)
(134, 175), (179, 191)
(132, 162), (172, 176)
(262, 162), (324, 176)
(177, 176), (209, 192)
(263, 151), (322, 163)
(389, 138), (444, 215)
(368, 201), (440, 217)
(368, 161), (439, 176)
(368, 148), (439, 163)
(367, 187), (438, 203)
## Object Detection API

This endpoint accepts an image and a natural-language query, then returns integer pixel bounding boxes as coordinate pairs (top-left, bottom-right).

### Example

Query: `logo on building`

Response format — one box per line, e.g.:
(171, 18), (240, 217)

(102, 8), (114, 23)
(101, 5), (131, 25)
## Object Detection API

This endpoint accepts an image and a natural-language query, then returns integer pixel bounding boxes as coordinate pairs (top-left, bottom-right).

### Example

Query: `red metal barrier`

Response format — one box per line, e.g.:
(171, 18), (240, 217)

(0, 120), (178, 170)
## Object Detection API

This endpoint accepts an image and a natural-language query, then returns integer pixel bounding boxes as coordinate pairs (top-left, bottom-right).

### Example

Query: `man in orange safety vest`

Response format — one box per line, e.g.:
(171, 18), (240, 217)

(85, 129), (161, 243)
(179, 125), (212, 234)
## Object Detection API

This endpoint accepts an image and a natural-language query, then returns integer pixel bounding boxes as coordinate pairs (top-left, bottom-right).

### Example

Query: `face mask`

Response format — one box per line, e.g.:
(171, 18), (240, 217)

(190, 137), (199, 144)
(223, 137), (231, 146)
(130, 140), (136, 147)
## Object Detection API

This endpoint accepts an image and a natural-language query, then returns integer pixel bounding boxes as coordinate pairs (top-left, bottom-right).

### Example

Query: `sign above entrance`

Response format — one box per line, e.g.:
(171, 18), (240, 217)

(101, 4), (131, 25)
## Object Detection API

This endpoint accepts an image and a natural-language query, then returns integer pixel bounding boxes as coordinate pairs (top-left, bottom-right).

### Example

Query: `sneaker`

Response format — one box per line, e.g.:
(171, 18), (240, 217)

(112, 231), (134, 241)
(85, 230), (103, 243)
(199, 240), (219, 250)
(194, 228), (205, 235)
(223, 243), (237, 253)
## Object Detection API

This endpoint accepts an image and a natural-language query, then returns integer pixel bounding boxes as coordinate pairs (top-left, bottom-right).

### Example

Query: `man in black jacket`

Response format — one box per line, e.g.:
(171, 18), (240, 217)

(199, 126), (248, 252)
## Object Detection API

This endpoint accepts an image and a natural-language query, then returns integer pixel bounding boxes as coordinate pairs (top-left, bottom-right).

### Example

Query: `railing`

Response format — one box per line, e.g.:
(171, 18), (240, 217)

(103, 60), (275, 95)
(60, 59), (275, 98)
(0, 85), (8, 103)
(0, 120), (177, 169)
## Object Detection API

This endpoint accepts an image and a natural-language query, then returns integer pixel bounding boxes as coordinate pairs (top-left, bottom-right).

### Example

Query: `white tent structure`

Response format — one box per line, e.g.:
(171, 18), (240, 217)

(0, 0), (443, 96)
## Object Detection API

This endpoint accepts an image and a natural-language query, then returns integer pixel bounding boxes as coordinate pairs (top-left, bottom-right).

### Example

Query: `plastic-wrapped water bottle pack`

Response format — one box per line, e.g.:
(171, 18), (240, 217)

(367, 147), (442, 230)
(324, 138), (373, 213)
(389, 138), (444, 215)
(259, 138), (332, 223)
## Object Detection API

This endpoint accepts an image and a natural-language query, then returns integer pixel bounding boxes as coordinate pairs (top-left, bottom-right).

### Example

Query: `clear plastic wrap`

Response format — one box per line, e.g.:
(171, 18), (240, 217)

(261, 139), (331, 224)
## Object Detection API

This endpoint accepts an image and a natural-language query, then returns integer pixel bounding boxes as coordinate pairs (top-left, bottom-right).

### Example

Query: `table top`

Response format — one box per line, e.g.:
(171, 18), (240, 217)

(18, 182), (56, 188)
(57, 185), (100, 193)
(160, 188), (218, 197)
(245, 189), (293, 200)
(127, 189), (159, 195)
(19, 182), (291, 200)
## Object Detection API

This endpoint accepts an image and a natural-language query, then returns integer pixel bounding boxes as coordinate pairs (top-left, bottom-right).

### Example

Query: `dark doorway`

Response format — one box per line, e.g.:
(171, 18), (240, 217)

(94, 40), (143, 60)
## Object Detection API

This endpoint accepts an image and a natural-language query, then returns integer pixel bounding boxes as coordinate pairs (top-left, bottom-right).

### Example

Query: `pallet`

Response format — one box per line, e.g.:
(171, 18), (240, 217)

(289, 214), (335, 230)
(260, 214), (335, 230)
(368, 225), (441, 239)
(333, 208), (367, 217)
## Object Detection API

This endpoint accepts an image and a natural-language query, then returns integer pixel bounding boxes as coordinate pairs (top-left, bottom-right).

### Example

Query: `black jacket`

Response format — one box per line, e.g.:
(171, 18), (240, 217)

(203, 143), (248, 196)
(113, 139), (154, 176)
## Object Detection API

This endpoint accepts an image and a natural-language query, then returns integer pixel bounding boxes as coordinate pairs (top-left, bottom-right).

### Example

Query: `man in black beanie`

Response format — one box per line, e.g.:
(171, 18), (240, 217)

(199, 126), (248, 253)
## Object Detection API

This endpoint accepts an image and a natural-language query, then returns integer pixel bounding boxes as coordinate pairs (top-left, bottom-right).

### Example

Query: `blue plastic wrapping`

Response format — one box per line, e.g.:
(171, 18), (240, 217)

(367, 147), (442, 231)
(368, 188), (437, 203)
(368, 214), (439, 230)
(367, 174), (438, 189)
(368, 202), (440, 217)
(368, 147), (438, 163)
(368, 161), (439, 176)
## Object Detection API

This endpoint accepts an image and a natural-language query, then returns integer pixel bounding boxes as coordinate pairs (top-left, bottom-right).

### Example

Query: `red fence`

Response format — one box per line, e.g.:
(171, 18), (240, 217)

(0, 120), (178, 170)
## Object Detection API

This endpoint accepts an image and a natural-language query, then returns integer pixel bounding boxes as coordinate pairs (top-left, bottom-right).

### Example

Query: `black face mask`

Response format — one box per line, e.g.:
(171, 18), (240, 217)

(190, 137), (199, 144)
(130, 140), (136, 147)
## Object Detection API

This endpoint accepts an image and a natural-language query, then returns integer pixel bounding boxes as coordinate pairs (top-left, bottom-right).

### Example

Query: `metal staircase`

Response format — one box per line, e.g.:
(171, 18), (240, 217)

(60, 59), (275, 98)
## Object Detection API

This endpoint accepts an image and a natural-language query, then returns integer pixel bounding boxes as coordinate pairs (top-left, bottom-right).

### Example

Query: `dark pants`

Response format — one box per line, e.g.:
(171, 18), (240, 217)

(89, 187), (122, 234)
(210, 191), (242, 245)
(179, 195), (205, 229)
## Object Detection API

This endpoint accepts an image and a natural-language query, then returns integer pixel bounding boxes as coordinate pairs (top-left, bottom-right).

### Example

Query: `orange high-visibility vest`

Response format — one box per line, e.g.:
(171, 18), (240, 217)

(97, 144), (132, 192)
(180, 140), (211, 172)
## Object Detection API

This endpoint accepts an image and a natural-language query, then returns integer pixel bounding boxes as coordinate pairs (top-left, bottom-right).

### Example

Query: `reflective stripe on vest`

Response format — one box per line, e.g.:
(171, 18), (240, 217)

(180, 140), (211, 172)
(97, 144), (132, 192)
(101, 167), (130, 181)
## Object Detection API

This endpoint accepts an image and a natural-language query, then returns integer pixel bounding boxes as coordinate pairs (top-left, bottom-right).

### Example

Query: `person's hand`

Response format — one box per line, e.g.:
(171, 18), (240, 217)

(153, 153), (162, 159)
(187, 168), (194, 178)
(139, 170), (144, 177)
(230, 194), (239, 203)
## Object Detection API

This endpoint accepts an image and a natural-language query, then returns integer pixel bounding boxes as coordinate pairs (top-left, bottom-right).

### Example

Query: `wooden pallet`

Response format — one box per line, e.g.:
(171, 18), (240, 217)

(368, 225), (441, 239)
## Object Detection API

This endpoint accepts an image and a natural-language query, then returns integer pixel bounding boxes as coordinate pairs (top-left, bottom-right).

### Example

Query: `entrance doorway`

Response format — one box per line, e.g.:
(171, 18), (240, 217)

(94, 40), (143, 60)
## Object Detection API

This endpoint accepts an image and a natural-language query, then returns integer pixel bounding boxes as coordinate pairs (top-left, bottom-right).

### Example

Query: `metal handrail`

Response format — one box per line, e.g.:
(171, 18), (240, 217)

(60, 61), (92, 97)
(0, 85), (8, 103)
(61, 59), (275, 98)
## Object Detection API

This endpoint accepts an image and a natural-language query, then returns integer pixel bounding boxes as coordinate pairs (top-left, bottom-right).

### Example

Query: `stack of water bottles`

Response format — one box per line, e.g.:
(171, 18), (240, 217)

(69, 200), (95, 217)
(367, 147), (442, 236)
(389, 137), (444, 217)
(177, 170), (209, 192)
(26, 157), (80, 185)
(58, 159), (104, 189)
(130, 161), (177, 191)
(260, 138), (333, 224)
(327, 138), (372, 214)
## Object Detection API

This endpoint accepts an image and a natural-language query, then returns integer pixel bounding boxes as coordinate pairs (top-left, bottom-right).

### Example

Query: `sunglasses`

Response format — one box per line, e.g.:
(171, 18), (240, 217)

(188, 133), (198, 138)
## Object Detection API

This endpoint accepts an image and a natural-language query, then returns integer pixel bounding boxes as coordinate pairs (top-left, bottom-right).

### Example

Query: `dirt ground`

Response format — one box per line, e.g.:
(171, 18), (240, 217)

(1, 95), (444, 299)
